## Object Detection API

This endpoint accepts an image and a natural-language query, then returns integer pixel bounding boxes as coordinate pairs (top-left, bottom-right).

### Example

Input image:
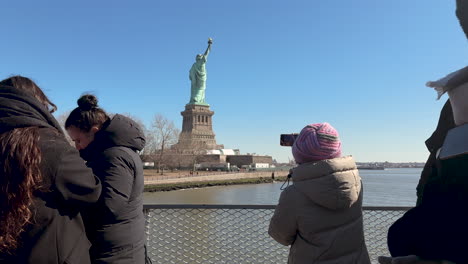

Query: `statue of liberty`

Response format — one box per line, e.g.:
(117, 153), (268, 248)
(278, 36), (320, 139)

(189, 38), (212, 105)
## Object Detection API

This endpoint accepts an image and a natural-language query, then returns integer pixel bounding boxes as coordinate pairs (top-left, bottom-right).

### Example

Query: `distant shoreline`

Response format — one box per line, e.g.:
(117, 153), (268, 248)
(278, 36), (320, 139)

(144, 176), (288, 192)
(357, 167), (386, 170)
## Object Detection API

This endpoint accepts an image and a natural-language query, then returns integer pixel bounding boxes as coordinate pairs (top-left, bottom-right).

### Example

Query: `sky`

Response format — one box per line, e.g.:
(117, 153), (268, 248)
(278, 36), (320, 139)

(1, 0), (467, 163)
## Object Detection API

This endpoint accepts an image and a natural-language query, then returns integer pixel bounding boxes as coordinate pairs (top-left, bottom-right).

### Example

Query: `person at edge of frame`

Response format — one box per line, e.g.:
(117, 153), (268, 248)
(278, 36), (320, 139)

(0, 76), (102, 264)
(380, 1), (468, 263)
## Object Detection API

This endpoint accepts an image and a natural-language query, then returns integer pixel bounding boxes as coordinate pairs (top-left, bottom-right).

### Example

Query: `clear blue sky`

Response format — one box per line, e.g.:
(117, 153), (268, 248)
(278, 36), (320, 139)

(2, 0), (467, 163)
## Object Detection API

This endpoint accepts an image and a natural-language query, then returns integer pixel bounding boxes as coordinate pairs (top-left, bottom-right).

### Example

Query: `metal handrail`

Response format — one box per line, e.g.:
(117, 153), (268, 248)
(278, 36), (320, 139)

(143, 204), (413, 210)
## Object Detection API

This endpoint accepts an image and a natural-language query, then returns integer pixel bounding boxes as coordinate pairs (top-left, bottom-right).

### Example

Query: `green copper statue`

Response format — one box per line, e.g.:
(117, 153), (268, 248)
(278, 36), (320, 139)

(189, 38), (212, 105)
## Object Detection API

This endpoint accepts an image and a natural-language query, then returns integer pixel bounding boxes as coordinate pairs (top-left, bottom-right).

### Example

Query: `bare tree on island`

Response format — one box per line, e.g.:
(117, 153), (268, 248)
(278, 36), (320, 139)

(183, 141), (208, 172)
(152, 114), (180, 174)
(120, 113), (180, 172)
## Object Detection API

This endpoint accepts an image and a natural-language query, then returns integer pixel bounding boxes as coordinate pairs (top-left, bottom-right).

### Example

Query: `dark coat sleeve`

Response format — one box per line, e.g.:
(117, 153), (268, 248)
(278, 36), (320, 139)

(53, 138), (102, 206)
(416, 100), (454, 205)
(416, 151), (438, 206)
(92, 148), (135, 217)
(268, 187), (298, 246)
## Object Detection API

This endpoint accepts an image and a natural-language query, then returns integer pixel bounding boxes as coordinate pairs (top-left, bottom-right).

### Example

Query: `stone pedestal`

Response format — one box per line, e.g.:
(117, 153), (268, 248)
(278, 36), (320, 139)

(175, 104), (223, 151)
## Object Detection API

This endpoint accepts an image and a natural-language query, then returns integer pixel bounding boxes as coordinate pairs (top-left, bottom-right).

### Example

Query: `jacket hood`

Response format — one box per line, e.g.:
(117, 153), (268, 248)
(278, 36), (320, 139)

(291, 156), (361, 210)
(0, 85), (63, 134)
(80, 114), (145, 160)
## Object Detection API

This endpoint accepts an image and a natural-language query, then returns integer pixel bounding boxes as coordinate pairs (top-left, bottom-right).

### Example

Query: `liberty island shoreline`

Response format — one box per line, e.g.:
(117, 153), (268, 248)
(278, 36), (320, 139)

(144, 170), (290, 192)
(143, 166), (422, 193)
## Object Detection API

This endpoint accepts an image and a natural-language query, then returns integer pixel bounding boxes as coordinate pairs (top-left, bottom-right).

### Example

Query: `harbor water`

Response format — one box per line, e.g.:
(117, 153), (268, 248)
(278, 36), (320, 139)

(144, 168), (421, 206)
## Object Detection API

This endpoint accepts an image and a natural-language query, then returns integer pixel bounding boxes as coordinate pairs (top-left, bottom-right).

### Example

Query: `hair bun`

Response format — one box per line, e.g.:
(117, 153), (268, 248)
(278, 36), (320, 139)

(77, 94), (98, 111)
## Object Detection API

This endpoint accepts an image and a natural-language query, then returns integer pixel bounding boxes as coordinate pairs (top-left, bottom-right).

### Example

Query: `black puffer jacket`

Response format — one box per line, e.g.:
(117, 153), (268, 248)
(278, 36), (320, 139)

(79, 114), (146, 264)
(388, 153), (468, 264)
(0, 85), (102, 264)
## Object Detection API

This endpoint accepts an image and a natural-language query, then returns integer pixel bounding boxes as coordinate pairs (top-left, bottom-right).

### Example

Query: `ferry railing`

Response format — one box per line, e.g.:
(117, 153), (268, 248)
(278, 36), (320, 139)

(143, 204), (411, 264)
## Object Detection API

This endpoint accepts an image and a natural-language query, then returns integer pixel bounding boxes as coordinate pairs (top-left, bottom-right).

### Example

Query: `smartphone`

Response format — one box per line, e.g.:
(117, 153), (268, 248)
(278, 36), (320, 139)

(280, 133), (299, 146)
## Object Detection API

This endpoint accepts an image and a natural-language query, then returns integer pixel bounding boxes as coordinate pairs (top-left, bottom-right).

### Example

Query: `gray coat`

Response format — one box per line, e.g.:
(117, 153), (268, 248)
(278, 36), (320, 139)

(269, 156), (370, 264)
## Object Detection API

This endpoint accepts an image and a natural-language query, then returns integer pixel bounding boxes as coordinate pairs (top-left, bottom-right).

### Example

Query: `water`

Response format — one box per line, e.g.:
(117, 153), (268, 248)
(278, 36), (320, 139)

(144, 168), (421, 206)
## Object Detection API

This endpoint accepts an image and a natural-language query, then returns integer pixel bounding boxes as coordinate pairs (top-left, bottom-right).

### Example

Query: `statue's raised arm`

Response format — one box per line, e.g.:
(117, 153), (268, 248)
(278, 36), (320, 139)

(203, 38), (212, 60)
(189, 38), (213, 105)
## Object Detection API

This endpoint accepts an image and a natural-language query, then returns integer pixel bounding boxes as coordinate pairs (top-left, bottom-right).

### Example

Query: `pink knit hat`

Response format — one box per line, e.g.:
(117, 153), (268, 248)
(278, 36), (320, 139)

(292, 123), (342, 164)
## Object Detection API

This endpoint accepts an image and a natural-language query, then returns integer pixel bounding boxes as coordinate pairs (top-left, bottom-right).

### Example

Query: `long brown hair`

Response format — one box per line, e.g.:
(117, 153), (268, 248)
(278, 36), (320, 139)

(0, 76), (55, 253)
(0, 127), (42, 253)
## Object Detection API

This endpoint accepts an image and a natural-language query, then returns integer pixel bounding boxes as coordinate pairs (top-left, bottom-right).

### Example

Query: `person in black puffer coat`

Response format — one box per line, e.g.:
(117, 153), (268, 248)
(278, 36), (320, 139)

(0, 76), (102, 264)
(65, 94), (146, 264)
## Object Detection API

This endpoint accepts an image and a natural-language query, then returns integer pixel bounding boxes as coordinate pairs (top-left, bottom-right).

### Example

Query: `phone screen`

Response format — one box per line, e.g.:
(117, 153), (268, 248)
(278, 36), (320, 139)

(280, 133), (299, 146)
